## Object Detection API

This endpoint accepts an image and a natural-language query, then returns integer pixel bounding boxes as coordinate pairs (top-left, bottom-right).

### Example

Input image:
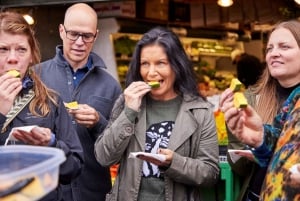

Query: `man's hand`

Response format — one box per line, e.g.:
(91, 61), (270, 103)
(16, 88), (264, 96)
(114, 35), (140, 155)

(68, 104), (100, 128)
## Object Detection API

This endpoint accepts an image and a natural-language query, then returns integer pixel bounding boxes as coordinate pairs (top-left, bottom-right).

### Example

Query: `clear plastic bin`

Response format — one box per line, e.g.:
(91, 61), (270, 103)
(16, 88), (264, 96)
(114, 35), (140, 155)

(0, 145), (66, 201)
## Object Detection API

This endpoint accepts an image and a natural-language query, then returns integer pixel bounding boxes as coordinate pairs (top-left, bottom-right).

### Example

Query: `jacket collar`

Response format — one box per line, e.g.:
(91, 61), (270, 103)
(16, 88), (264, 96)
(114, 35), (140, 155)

(54, 45), (107, 70)
(169, 94), (211, 150)
(135, 94), (212, 151)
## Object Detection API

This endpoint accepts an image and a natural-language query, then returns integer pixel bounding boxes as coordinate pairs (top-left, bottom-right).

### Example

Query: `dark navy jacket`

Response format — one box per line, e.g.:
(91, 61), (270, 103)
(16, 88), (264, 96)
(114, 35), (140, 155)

(38, 46), (122, 201)
(0, 95), (84, 201)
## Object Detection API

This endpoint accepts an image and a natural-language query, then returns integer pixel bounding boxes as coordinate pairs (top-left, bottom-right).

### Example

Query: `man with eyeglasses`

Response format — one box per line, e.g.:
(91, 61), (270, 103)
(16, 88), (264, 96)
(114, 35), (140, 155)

(37, 3), (122, 201)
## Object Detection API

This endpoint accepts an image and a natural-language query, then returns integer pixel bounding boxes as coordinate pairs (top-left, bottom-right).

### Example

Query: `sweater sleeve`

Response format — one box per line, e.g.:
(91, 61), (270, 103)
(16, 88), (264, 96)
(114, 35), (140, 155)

(251, 86), (300, 167)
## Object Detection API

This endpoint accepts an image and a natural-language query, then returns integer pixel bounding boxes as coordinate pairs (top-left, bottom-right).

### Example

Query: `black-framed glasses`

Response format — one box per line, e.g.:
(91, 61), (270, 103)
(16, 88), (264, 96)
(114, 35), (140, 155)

(63, 24), (96, 43)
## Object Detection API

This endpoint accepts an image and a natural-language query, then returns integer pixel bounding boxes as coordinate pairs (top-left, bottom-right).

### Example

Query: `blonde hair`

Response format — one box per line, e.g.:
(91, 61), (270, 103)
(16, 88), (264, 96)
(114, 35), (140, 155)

(253, 20), (300, 123)
(0, 11), (58, 116)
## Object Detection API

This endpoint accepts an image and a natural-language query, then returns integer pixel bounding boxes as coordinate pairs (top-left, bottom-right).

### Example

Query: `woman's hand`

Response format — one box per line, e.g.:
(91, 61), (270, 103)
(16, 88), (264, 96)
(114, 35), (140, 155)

(288, 164), (300, 188)
(157, 148), (173, 167)
(124, 81), (151, 111)
(137, 148), (173, 167)
(12, 126), (52, 146)
(219, 88), (264, 148)
(0, 73), (22, 115)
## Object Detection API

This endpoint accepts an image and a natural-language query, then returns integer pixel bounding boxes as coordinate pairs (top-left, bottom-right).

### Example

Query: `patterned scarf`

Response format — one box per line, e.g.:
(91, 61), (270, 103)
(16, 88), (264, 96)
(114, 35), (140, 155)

(1, 89), (35, 133)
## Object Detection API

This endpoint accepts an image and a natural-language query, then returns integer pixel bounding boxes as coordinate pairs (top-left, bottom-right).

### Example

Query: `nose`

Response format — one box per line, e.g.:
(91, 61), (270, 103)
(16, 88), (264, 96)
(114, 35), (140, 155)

(75, 35), (85, 44)
(7, 49), (18, 63)
(268, 48), (280, 57)
(148, 65), (158, 76)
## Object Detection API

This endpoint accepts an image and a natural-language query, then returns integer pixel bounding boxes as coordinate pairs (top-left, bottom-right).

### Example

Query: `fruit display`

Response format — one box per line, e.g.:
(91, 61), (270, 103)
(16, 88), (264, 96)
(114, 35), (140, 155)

(113, 35), (138, 57)
(117, 65), (129, 89)
(197, 65), (236, 97)
(214, 110), (228, 145)
(190, 40), (234, 56)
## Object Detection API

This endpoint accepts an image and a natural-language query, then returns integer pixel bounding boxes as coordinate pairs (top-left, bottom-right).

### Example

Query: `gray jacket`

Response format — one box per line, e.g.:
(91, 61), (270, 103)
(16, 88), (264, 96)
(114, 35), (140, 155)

(95, 94), (220, 201)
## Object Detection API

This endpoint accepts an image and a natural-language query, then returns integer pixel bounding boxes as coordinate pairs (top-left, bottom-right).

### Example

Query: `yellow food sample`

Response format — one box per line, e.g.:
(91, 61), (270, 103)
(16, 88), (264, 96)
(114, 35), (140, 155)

(229, 78), (242, 92)
(234, 92), (248, 108)
(20, 177), (45, 198)
(1, 177), (45, 201)
(64, 101), (79, 109)
(6, 70), (20, 78)
(148, 81), (160, 88)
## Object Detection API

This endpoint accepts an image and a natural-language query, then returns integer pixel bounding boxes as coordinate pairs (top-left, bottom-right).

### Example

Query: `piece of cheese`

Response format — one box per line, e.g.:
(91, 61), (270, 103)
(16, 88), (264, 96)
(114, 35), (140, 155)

(148, 81), (160, 88)
(64, 101), (79, 110)
(234, 92), (248, 108)
(6, 70), (20, 78)
(229, 78), (242, 92)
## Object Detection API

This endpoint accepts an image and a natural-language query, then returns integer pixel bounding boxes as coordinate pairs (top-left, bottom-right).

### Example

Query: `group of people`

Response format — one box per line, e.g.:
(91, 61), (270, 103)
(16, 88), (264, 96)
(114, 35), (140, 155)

(1, 1), (300, 201)
(0, 2), (219, 201)
(0, 3), (122, 201)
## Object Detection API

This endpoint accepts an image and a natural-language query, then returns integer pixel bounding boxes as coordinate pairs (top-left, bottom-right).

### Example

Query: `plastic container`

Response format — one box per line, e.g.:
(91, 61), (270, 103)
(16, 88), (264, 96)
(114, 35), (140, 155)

(0, 145), (66, 201)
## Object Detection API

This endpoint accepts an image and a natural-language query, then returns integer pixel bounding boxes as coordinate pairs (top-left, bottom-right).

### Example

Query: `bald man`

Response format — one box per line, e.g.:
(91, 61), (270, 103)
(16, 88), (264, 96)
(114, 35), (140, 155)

(38, 3), (122, 201)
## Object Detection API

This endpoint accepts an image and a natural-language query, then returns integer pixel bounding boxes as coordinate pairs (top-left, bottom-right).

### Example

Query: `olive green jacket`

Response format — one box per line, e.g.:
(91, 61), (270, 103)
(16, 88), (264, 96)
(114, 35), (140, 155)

(95, 94), (220, 201)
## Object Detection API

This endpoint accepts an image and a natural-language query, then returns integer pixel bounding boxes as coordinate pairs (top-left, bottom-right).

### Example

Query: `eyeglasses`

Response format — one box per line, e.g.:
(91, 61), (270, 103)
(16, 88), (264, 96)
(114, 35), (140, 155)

(63, 25), (96, 43)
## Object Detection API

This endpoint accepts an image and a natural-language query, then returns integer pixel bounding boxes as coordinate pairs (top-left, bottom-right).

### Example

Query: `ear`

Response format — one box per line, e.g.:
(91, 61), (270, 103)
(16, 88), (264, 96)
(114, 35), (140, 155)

(94, 29), (99, 40)
(58, 24), (64, 40)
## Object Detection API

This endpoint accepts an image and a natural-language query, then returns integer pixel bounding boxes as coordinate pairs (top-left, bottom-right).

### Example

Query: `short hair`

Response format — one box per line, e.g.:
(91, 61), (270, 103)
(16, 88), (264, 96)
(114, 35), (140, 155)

(125, 26), (200, 97)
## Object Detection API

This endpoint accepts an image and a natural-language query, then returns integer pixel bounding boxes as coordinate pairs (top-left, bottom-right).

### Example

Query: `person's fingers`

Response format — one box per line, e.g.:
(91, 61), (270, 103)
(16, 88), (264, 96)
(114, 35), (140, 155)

(219, 88), (234, 109)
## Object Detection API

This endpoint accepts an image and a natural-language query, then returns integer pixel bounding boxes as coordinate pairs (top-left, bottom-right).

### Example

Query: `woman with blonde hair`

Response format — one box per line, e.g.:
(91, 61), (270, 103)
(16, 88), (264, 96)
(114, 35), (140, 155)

(0, 11), (84, 201)
(220, 19), (300, 200)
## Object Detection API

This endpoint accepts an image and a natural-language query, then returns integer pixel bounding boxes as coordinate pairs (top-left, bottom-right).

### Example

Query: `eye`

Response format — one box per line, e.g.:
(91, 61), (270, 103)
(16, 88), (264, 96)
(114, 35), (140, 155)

(16, 47), (27, 54)
(0, 47), (9, 54)
(83, 33), (95, 40)
(156, 60), (168, 67)
(69, 31), (79, 38)
(280, 45), (290, 50)
(140, 61), (149, 68)
(265, 46), (272, 54)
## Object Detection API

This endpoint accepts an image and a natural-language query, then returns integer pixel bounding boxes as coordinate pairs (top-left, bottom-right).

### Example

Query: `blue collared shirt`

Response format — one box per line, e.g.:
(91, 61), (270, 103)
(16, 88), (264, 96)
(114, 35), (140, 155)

(71, 57), (93, 88)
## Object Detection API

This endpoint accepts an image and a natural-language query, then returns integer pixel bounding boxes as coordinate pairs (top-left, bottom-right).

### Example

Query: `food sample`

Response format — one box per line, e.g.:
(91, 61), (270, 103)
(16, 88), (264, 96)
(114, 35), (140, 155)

(229, 78), (242, 92)
(64, 101), (79, 110)
(6, 70), (20, 78)
(148, 81), (160, 88)
(0, 177), (45, 201)
(233, 92), (248, 108)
